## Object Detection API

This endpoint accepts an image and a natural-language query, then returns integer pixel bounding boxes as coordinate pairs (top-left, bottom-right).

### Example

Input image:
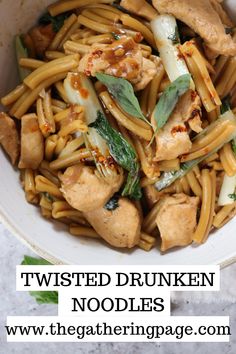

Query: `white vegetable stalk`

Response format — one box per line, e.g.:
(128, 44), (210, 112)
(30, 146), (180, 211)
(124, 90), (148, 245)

(64, 72), (108, 157)
(151, 15), (194, 87)
(64, 72), (117, 179)
(218, 174), (236, 206)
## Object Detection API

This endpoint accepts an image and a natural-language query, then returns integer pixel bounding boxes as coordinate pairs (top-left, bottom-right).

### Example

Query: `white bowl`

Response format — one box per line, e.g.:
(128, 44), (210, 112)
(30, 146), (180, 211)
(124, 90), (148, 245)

(0, 0), (236, 265)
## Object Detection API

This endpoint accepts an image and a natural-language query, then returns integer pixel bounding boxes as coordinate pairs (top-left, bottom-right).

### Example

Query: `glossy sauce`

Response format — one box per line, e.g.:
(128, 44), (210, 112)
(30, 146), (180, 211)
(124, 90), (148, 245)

(71, 74), (89, 99)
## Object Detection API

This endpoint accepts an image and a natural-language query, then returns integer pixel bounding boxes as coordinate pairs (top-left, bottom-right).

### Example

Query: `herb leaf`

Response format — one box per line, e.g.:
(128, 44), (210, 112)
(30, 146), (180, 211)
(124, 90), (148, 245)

(232, 139), (236, 155)
(111, 32), (121, 41)
(39, 12), (69, 33)
(221, 96), (231, 115)
(104, 194), (120, 211)
(229, 193), (236, 201)
(29, 291), (58, 305)
(122, 165), (142, 199)
(21, 256), (58, 305)
(90, 111), (142, 199)
(21, 256), (51, 265)
(153, 74), (191, 130)
(15, 36), (31, 82)
(95, 73), (148, 123)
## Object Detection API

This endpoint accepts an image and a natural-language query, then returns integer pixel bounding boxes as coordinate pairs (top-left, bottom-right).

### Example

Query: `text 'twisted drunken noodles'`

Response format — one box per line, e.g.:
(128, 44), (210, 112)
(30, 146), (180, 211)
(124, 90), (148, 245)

(1, 0), (236, 253)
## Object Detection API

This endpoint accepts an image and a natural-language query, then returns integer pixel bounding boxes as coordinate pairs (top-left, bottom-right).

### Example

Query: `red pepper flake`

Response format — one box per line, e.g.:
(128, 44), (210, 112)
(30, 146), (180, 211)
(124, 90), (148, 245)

(71, 74), (89, 99)
(171, 125), (187, 135)
(191, 90), (197, 101)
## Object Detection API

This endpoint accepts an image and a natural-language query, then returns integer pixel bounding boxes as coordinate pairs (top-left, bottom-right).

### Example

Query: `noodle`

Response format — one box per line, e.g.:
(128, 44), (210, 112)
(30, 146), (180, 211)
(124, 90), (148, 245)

(193, 169), (212, 244)
(24, 55), (80, 90)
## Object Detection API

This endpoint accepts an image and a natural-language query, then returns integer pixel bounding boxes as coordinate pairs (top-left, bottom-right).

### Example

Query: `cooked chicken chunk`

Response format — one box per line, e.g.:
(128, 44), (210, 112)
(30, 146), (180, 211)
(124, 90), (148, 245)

(0, 112), (20, 165)
(120, 0), (158, 21)
(18, 114), (44, 170)
(84, 198), (141, 248)
(156, 193), (199, 251)
(60, 164), (124, 212)
(78, 36), (157, 91)
(152, 0), (236, 56)
(153, 91), (201, 161)
(210, 0), (234, 27)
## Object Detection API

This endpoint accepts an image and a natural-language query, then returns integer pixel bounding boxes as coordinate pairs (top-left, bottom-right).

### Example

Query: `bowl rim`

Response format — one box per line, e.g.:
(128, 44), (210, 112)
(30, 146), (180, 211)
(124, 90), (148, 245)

(1, 207), (236, 267)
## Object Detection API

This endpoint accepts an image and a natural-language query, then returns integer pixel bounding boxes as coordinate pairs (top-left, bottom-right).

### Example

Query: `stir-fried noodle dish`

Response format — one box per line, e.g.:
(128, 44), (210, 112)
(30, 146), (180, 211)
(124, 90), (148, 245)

(1, 0), (236, 253)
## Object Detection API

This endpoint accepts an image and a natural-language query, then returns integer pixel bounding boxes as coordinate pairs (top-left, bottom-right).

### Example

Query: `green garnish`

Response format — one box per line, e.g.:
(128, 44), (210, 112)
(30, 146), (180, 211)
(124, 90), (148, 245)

(232, 139), (236, 155)
(90, 111), (142, 199)
(21, 256), (58, 305)
(111, 32), (121, 40)
(153, 74), (191, 130)
(15, 35), (31, 82)
(39, 12), (69, 33)
(229, 193), (236, 201)
(104, 194), (120, 211)
(221, 96), (231, 115)
(95, 73), (149, 123)
(168, 26), (180, 44)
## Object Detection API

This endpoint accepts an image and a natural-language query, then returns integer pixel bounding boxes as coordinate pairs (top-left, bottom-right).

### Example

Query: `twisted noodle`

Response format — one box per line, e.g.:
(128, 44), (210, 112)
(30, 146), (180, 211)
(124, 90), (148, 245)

(35, 175), (63, 199)
(49, 149), (92, 170)
(219, 143), (236, 176)
(193, 169), (213, 244)
(24, 55), (80, 90)
(213, 203), (236, 228)
(48, 0), (114, 17)
(14, 72), (68, 118)
(180, 41), (221, 112)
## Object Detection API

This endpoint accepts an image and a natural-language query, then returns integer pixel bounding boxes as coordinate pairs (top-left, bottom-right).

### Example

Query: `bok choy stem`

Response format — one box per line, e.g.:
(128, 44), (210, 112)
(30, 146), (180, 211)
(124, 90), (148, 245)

(151, 15), (192, 85)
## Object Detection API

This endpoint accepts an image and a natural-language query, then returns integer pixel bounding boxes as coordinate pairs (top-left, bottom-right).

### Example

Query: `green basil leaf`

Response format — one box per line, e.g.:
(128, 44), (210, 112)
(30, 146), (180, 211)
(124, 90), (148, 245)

(21, 256), (51, 265)
(95, 73), (148, 123)
(29, 291), (58, 305)
(122, 166), (142, 200)
(39, 12), (69, 33)
(15, 36), (31, 82)
(21, 256), (58, 304)
(232, 139), (236, 155)
(229, 193), (236, 201)
(90, 111), (142, 199)
(221, 96), (231, 115)
(153, 73), (191, 130)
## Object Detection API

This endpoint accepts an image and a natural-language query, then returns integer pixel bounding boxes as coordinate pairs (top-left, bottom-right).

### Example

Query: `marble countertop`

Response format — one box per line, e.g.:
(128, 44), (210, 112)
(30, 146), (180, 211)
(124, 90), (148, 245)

(0, 223), (235, 354)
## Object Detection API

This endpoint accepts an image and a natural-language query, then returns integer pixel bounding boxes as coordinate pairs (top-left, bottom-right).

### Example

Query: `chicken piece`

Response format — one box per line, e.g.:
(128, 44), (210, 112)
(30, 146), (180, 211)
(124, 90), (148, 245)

(209, 0), (234, 27)
(153, 90), (202, 161)
(154, 118), (192, 161)
(78, 36), (157, 91)
(135, 57), (159, 91)
(152, 0), (236, 56)
(60, 164), (124, 213)
(156, 193), (199, 251)
(18, 114), (44, 170)
(188, 115), (203, 133)
(0, 112), (20, 165)
(84, 198), (141, 248)
(29, 24), (55, 57)
(120, 0), (158, 21)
